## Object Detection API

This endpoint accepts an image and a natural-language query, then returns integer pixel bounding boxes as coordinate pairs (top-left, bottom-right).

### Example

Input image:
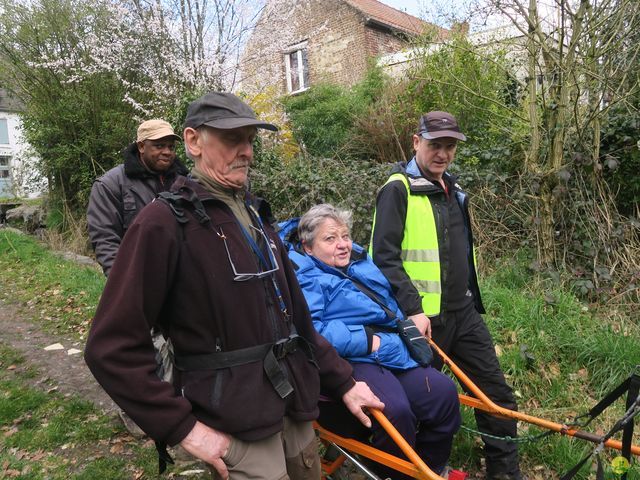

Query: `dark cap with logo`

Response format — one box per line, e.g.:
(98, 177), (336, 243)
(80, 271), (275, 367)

(418, 111), (466, 141)
(184, 92), (278, 131)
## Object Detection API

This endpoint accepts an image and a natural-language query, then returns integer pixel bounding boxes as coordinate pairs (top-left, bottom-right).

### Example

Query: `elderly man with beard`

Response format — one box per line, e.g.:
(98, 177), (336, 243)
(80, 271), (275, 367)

(85, 92), (383, 480)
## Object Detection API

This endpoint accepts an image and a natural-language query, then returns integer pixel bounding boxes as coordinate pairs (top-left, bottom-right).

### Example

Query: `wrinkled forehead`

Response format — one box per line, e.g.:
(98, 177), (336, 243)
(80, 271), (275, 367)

(318, 217), (350, 234)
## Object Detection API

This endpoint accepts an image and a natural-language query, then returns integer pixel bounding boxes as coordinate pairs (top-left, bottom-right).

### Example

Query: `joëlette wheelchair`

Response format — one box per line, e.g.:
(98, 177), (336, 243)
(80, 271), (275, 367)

(315, 339), (640, 480)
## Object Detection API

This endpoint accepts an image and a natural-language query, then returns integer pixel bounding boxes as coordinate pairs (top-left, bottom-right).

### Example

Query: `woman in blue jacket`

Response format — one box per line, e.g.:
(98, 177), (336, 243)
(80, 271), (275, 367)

(280, 204), (461, 476)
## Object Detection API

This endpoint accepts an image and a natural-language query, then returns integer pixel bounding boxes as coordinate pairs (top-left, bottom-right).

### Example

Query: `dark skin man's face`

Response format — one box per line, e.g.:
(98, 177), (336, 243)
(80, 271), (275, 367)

(137, 136), (177, 172)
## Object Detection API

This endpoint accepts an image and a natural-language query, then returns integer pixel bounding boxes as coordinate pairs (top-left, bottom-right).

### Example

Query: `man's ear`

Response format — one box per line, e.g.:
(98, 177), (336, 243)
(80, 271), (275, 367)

(412, 134), (421, 152)
(184, 128), (202, 158)
(137, 141), (146, 155)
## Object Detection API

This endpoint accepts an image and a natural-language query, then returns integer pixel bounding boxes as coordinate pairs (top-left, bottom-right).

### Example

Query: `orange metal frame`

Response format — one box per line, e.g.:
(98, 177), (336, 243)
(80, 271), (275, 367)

(429, 339), (640, 457)
(316, 339), (639, 480)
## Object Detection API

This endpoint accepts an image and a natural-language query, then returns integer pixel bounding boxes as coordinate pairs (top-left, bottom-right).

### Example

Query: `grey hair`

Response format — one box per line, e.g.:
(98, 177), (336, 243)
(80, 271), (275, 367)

(298, 204), (353, 246)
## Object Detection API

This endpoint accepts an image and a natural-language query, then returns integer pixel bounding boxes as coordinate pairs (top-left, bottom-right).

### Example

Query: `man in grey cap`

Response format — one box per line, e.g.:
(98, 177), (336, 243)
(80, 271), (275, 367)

(85, 92), (384, 480)
(87, 119), (188, 276)
(370, 111), (522, 479)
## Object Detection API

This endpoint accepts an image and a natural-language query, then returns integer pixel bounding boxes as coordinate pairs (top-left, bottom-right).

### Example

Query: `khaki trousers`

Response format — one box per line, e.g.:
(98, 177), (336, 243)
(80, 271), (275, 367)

(210, 418), (320, 480)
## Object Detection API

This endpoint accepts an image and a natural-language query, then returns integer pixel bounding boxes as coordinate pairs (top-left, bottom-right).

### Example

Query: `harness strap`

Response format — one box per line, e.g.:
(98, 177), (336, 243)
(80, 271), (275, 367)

(155, 441), (175, 474)
(621, 373), (640, 480)
(175, 343), (272, 370)
(174, 334), (315, 400)
(156, 188), (211, 225)
(577, 375), (634, 426)
(561, 371), (640, 480)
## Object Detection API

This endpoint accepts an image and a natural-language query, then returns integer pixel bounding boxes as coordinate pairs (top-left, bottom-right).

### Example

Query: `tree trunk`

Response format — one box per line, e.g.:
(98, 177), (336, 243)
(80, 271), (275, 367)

(525, 0), (540, 172)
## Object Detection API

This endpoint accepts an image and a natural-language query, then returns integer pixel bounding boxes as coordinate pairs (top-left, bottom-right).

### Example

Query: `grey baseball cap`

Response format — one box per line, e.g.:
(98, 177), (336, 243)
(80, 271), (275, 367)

(418, 111), (466, 141)
(184, 92), (278, 131)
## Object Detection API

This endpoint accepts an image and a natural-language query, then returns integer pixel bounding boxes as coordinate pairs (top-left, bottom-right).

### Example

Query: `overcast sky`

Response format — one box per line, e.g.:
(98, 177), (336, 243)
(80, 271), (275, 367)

(379, 0), (425, 18)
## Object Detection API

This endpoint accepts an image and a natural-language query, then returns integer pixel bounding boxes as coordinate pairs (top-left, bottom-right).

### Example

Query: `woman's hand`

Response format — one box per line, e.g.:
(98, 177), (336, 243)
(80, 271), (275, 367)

(409, 313), (432, 338)
(371, 334), (381, 352)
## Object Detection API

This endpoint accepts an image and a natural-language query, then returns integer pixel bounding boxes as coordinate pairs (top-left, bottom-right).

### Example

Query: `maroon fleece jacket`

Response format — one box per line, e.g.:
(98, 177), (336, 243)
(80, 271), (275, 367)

(85, 177), (354, 446)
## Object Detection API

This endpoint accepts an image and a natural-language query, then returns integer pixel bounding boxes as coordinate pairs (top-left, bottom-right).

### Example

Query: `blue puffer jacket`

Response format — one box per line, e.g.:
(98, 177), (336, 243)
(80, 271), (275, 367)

(279, 219), (418, 370)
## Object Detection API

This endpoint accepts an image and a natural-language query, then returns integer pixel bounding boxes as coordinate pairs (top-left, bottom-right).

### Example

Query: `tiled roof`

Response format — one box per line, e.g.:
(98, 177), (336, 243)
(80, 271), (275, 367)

(344, 0), (440, 36)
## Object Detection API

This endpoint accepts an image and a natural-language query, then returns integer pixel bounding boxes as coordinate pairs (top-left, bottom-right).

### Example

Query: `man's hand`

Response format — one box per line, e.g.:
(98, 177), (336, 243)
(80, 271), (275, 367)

(342, 381), (385, 428)
(409, 313), (432, 338)
(180, 421), (231, 479)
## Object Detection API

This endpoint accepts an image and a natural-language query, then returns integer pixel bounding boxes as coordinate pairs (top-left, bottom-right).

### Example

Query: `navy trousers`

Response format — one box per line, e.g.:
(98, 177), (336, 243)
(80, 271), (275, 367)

(432, 302), (520, 479)
(351, 362), (461, 476)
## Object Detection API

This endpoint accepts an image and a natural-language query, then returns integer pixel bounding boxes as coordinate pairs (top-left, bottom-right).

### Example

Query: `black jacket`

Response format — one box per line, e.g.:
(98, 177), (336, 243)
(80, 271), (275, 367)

(86, 143), (188, 275)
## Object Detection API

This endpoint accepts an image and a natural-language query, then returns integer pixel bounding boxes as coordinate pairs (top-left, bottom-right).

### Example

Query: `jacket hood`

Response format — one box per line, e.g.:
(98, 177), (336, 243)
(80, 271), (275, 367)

(278, 218), (301, 247)
(122, 142), (189, 179)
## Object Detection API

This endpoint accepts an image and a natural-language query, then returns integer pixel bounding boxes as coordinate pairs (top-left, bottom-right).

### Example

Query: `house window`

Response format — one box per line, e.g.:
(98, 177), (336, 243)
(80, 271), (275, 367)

(0, 119), (9, 144)
(0, 155), (10, 179)
(285, 44), (309, 93)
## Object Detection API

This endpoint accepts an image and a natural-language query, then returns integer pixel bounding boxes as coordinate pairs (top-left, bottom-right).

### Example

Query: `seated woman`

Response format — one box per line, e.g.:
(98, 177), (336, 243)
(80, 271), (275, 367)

(280, 204), (461, 476)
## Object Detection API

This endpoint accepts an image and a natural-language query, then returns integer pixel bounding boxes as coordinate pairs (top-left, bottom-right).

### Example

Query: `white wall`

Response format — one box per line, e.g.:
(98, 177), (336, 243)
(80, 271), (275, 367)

(0, 111), (44, 199)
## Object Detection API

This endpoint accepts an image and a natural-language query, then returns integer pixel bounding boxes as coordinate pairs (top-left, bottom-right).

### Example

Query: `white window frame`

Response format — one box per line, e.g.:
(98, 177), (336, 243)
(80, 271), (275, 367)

(0, 118), (9, 145)
(0, 154), (11, 179)
(284, 42), (309, 94)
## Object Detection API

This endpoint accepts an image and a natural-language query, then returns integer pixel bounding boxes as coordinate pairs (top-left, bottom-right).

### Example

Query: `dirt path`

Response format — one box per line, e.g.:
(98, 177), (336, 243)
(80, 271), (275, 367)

(0, 291), (117, 414)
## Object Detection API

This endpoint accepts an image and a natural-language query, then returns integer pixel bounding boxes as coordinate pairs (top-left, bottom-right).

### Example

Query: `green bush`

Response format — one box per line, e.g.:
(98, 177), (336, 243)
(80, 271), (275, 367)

(251, 147), (389, 246)
(281, 68), (386, 158)
(406, 37), (528, 171)
(601, 104), (640, 216)
(0, 0), (200, 224)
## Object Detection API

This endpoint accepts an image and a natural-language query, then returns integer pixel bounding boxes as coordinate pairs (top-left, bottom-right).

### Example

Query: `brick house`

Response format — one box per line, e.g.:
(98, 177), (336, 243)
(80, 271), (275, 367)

(238, 0), (445, 95)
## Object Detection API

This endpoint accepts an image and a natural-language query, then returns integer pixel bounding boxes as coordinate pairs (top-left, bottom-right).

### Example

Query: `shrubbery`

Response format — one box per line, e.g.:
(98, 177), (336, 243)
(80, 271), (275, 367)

(600, 103), (640, 216)
(251, 147), (389, 246)
(281, 67), (386, 159)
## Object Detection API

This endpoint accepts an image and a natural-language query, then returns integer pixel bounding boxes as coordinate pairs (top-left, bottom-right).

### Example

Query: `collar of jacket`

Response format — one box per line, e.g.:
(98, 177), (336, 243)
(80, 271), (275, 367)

(395, 158), (462, 194)
(170, 175), (275, 226)
(122, 142), (189, 179)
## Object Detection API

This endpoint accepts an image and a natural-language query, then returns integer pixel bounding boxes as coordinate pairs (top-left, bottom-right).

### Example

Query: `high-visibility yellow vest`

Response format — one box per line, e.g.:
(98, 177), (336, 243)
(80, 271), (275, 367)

(371, 173), (442, 316)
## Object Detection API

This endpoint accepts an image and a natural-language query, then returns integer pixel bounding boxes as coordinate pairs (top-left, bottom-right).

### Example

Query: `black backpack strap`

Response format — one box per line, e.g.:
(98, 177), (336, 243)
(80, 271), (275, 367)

(155, 441), (175, 474)
(156, 187), (211, 226)
(151, 185), (211, 474)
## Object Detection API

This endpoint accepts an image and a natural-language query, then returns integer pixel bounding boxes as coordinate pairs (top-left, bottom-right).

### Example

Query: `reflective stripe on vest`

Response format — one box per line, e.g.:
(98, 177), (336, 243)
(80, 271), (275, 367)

(372, 173), (442, 316)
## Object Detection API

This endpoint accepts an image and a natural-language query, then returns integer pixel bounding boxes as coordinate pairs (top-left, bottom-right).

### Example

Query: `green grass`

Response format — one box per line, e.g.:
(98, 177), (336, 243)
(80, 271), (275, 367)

(0, 343), (162, 479)
(448, 253), (640, 478)
(0, 231), (208, 479)
(1, 230), (638, 478)
(0, 230), (104, 339)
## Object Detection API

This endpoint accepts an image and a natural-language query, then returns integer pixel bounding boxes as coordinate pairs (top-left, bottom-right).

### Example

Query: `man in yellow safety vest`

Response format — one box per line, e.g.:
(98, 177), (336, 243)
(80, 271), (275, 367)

(370, 111), (522, 480)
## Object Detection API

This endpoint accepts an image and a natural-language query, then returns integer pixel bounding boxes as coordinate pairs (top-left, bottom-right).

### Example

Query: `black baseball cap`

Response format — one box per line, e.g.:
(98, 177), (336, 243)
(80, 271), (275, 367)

(418, 111), (466, 141)
(184, 92), (278, 131)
